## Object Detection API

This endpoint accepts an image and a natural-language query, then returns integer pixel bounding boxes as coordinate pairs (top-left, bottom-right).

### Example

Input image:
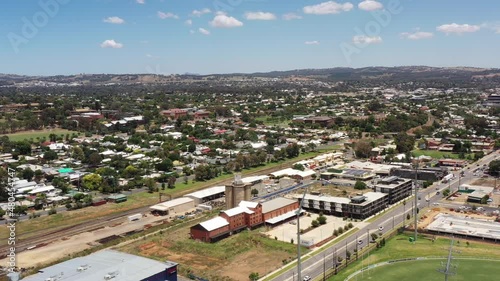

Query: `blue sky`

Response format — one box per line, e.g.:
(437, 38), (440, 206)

(1, 0), (499, 75)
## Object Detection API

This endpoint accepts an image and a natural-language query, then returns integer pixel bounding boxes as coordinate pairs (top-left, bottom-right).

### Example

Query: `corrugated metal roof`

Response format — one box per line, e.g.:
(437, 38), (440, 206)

(185, 185), (225, 199)
(265, 209), (303, 224)
(238, 201), (259, 209)
(262, 197), (296, 213)
(151, 197), (194, 210)
(200, 216), (229, 231)
(223, 206), (253, 217)
(21, 250), (175, 281)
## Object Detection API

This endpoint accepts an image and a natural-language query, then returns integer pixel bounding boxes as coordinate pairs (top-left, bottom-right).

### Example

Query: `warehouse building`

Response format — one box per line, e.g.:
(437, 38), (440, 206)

(150, 197), (195, 216)
(20, 250), (178, 281)
(185, 185), (225, 205)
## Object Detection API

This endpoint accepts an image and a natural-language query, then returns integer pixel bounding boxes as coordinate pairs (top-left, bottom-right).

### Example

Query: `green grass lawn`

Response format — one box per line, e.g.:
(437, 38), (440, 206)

(412, 150), (472, 160)
(2, 129), (78, 141)
(352, 259), (500, 281)
(330, 234), (500, 280)
(255, 115), (292, 127)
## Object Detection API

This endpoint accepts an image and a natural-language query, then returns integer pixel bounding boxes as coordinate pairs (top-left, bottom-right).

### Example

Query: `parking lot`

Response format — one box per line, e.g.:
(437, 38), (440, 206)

(264, 213), (367, 246)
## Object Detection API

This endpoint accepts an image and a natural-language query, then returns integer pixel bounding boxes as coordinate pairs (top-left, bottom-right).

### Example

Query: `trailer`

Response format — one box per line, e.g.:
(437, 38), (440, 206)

(441, 173), (454, 183)
(128, 213), (142, 222)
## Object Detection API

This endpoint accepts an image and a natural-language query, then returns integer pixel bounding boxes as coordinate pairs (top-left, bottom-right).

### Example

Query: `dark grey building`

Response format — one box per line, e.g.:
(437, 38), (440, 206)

(373, 176), (412, 204)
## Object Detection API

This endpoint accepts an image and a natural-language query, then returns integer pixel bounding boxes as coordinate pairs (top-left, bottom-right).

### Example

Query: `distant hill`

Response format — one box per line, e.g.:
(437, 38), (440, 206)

(1, 66), (500, 86)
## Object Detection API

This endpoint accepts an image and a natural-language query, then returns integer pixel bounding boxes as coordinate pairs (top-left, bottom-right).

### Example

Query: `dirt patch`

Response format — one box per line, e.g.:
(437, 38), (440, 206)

(220, 250), (292, 281)
(471, 178), (498, 188)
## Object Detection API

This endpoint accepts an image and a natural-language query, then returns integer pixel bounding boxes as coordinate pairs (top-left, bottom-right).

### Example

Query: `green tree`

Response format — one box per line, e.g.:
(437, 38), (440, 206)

(144, 178), (157, 193)
(442, 188), (451, 197)
(0, 208), (5, 218)
(156, 159), (173, 172)
(481, 195), (490, 205)
(292, 164), (305, 171)
(354, 181), (367, 190)
(43, 150), (58, 162)
(394, 132), (416, 154)
(318, 214), (327, 225)
(354, 140), (373, 158)
(167, 176), (176, 189)
(122, 165), (140, 178)
(251, 188), (259, 197)
(21, 168), (35, 181)
(87, 152), (102, 167)
(311, 219), (320, 228)
(249, 272), (259, 281)
(72, 146), (85, 161)
(82, 173), (103, 191)
(489, 160), (500, 177)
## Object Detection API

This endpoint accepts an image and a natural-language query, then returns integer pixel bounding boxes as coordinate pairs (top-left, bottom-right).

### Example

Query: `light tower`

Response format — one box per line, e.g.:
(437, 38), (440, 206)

(438, 238), (459, 281)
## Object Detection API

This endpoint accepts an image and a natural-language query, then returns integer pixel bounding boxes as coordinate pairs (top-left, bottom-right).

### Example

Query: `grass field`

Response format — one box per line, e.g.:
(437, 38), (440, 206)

(330, 233), (500, 280)
(352, 259), (500, 281)
(411, 150), (474, 160)
(1, 129), (78, 141)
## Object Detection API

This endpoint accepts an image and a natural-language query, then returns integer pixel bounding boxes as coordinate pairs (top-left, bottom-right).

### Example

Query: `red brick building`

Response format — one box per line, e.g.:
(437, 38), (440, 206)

(193, 110), (211, 120)
(190, 216), (230, 242)
(262, 197), (299, 221)
(190, 198), (299, 242)
(161, 108), (188, 119)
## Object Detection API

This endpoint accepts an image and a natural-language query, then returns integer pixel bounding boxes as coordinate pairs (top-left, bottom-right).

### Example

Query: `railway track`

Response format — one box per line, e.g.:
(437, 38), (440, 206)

(0, 206), (151, 257)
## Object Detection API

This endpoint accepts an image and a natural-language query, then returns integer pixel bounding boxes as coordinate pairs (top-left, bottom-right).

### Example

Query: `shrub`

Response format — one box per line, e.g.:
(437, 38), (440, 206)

(48, 208), (57, 215)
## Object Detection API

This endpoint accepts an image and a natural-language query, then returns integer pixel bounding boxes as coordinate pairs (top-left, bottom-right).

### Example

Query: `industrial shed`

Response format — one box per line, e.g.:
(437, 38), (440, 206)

(150, 197), (195, 216)
(185, 185), (225, 205)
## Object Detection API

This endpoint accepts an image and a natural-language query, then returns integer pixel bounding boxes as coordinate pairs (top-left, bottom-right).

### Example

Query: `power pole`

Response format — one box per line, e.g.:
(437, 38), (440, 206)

(414, 160), (419, 242)
(297, 187), (308, 281)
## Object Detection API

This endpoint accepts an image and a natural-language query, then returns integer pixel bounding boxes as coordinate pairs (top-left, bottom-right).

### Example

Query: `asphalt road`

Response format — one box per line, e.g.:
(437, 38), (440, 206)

(269, 151), (499, 281)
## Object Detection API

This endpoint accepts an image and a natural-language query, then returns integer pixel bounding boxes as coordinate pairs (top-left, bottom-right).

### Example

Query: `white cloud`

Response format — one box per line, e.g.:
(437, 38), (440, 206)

(244, 11), (277, 21)
(481, 22), (500, 34)
(192, 8), (211, 17)
(305, 41), (320, 45)
(282, 13), (302, 20)
(303, 1), (354, 15)
(358, 0), (383, 11)
(436, 23), (480, 34)
(100, 39), (123, 49)
(136, 0), (145, 4)
(199, 28), (211, 35)
(400, 30), (434, 40)
(103, 16), (125, 24)
(146, 54), (152, 58)
(209, 13), (243, 28)
(353, 35), (382, 45)
(157, 11), (179, 20)
(185, 19), (192, 26)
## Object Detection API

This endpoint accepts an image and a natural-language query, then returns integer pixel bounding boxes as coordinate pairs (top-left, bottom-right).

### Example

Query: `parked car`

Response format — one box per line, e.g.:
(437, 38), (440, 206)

(303, 276), (311, 281)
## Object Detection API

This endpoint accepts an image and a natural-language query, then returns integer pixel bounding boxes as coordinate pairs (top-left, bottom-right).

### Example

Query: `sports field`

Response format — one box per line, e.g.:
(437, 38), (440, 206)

(351, 259), (500, 281)
(1, 129), (78, 141)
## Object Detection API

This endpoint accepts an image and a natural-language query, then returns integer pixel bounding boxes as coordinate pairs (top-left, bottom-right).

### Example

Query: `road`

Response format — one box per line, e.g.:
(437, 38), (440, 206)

(269, 150), (499, 281)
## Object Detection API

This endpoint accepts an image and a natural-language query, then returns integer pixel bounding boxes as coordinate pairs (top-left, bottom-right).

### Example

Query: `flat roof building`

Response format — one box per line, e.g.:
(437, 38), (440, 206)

(21, 250), (178, 281)
(373, 176), (412, 204)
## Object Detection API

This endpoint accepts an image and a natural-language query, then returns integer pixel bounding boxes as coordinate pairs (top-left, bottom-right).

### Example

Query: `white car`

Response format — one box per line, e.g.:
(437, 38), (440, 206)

(303, 276), (311, 281)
